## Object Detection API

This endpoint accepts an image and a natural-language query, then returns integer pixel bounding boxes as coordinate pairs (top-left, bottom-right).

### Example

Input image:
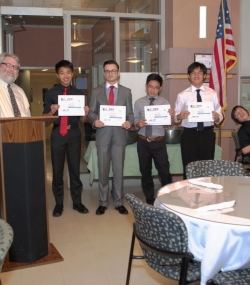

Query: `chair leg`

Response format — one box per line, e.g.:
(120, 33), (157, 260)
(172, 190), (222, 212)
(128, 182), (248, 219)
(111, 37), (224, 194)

(126, 230), (136, 285)
(179, 257), (190, 285)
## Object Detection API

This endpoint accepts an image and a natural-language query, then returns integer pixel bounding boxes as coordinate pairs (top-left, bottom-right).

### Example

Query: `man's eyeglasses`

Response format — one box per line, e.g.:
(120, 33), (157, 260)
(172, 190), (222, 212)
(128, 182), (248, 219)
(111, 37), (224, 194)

(104, 70), (118, 74)
(1, 62), (20, 71)
(147, 85), (160, 91)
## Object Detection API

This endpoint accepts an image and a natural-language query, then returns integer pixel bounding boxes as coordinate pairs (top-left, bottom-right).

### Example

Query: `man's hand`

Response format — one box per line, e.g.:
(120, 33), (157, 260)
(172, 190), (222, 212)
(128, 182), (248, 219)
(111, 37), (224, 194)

(50, 104), (59, 115)
(136, 118), (147, 128)
(168, 108), (175, 118)
(122, 121), (131, 129)
(177, 110), (190, 120)
(212, 111), (220, 123)
(94, 119), (105, 128)
(84, 106), (89, 117)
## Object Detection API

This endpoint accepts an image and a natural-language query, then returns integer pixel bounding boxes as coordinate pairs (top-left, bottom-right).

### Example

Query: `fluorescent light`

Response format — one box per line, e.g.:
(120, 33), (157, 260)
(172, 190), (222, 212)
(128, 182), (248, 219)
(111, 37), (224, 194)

(199, 6), (206, 38)
(71, 42), (89, 47)
(126, 57), (143, 63)
(42, 69), (48, 71)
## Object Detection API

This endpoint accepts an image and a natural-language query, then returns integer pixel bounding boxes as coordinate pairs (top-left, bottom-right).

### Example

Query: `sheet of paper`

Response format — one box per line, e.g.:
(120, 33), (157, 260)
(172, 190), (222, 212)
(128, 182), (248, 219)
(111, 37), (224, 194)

(58, 95), (85, 116)
(100, 105), (126, 126)
(144, 104), (171, 125)
(188, 101), (213, 122)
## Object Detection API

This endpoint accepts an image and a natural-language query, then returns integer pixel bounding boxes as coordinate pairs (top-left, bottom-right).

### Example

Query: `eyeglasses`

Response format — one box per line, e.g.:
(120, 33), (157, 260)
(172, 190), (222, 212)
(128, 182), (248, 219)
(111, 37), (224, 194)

(190, 71), (204, 76)
(1, 62), (20, 71)
(147, 85), (160, 91)
(104, 70), (118, 74)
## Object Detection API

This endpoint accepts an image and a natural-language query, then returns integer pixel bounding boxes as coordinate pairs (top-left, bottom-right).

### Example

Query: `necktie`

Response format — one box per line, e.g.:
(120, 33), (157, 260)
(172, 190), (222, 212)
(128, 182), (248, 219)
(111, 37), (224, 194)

(7, 84), (21, 117)
(196, 89), (204, 131)
(109, 86), (114, 105)
(59, 87), (69, 136)
(145, 97), (155, 138)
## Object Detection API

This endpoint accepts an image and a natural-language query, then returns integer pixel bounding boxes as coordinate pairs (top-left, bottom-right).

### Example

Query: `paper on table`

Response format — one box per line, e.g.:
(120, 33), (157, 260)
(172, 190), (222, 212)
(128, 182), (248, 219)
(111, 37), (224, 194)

(188, 179), (223, 190)
(195, 200), (235, 212)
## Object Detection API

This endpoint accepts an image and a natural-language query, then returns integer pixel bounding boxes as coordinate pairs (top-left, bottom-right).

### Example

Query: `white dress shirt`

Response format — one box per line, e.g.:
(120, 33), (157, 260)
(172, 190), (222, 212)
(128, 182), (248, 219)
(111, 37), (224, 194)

(0, 78), (31, 117)
(174, 84), (222, 128)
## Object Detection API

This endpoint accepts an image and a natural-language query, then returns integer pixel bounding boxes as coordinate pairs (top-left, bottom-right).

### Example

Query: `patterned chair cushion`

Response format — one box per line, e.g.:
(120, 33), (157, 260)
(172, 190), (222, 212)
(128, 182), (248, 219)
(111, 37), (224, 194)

(125, 193), (201, 282)
(212, 268), (250, 285)
(186, 160), (245, 179)
(0, 219), (14, 273)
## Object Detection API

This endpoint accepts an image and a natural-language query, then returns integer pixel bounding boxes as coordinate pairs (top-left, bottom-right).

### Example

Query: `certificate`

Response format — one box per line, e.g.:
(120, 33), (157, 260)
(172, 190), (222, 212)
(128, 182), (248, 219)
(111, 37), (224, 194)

(100, 105), (126, 126)
(188, 102), (213, 122)
(144, 104), (171, 125)
(58, 95), (85, 116)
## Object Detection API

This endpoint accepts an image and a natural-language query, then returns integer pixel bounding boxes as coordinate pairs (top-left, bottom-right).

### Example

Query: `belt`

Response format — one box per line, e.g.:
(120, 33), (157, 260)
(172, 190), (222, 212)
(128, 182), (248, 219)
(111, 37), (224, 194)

(139, 135), (164, 142)
(53, 124), (78, 130)
(185, 126), (214, 132)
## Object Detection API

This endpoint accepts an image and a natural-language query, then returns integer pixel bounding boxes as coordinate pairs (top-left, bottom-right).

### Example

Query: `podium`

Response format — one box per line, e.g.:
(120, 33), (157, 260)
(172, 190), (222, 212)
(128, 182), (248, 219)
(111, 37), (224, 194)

(0, 116), (63, 271)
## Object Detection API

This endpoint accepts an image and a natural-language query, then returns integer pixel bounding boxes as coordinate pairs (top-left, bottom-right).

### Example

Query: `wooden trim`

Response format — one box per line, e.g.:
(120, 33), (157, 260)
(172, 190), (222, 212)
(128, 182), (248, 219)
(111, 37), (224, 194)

(214, 129), (234, 138)
(164, 74), (233, 79)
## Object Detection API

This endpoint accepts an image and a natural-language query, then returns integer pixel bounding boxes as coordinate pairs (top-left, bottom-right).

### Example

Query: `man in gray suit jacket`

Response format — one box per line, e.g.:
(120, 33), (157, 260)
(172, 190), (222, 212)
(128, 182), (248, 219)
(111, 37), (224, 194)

(88, 60), (133, 215)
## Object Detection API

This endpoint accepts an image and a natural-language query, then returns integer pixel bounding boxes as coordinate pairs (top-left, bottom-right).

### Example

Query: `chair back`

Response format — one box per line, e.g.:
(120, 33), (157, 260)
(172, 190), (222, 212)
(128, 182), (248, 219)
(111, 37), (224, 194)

(125, 193), (188, 265)
(185, 160), (245, 179)
(0, 219), (13, 273)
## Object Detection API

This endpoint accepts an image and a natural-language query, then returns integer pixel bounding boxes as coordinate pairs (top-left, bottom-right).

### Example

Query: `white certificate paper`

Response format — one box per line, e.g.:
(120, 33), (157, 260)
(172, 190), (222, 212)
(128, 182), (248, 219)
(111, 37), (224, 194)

(58, 95), (85, 116)
(144, 104), (171, 125)
(188, 102), (213, 122)
(100, 105), (126, 126)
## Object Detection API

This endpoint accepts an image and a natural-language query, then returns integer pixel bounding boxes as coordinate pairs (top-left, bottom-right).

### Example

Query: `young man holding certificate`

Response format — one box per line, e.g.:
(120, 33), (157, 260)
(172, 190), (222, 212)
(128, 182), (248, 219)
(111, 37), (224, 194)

(134, 73), (174, 205)
(88, 60), (133, 215)
(43, 60), (89, 217)
(174, 62), (222, 179)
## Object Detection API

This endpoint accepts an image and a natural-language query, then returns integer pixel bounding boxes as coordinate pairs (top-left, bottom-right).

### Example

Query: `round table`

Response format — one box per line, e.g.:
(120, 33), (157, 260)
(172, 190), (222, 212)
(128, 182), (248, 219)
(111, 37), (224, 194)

(155, 176), (250, 285)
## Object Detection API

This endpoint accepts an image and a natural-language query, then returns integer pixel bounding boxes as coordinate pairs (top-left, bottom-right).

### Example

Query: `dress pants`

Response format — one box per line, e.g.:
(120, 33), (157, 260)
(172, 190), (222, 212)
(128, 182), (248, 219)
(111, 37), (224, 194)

(96, 143), (125, 207)
(137, 138), (172, 203)
(180, 127), (216, 179)
(51, 127), (82, 206)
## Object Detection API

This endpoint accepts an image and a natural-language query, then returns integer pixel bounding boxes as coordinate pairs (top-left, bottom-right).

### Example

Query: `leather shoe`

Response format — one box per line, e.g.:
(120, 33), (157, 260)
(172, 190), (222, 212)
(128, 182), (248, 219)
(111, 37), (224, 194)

(96, 205), (107, 215)
(53, 205), (63, 217)
(73, 203), (89, 214)
(115, 205), (128, 215)
(146, 198), (155, 206)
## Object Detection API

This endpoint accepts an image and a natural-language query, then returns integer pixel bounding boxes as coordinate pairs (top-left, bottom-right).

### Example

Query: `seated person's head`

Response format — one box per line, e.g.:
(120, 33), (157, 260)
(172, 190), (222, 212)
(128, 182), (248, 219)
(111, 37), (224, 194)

(231, 105), (249, 124)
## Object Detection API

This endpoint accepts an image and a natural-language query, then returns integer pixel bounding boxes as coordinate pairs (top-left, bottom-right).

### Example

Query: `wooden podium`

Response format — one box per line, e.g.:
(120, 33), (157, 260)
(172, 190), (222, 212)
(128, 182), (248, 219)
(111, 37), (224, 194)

(0, 116), (63, 271)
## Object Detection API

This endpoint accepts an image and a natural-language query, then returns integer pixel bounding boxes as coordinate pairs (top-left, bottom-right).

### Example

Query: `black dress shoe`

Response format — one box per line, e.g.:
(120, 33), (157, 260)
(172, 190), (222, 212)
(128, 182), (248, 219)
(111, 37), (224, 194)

(73, 203), (89, 214)
(115, 205), (128, 215)
(53, 205), (63, 217)
(96, 205), (107, 215)
(146, 198), (155, 206)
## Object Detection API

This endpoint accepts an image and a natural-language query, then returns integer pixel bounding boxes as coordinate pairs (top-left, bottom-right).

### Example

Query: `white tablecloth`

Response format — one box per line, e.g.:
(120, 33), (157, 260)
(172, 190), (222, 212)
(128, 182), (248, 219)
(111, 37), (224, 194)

(155, 199), (250, 285)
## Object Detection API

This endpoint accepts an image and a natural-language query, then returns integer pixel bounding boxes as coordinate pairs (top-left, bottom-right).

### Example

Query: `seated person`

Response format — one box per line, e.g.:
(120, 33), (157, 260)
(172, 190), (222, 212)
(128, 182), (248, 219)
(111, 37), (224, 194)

(231, 105), (250, 155)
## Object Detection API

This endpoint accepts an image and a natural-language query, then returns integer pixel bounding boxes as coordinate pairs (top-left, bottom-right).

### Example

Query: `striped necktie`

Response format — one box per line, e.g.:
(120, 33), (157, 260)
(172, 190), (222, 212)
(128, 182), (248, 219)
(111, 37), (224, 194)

(8, 84), (21, 117)
(145, 97), (155, 137)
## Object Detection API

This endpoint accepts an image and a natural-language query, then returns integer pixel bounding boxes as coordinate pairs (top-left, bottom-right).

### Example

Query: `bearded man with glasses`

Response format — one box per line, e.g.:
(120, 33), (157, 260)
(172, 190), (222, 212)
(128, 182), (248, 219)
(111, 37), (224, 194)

(88, 60), (134, 215)
(0, 52), (30, 117)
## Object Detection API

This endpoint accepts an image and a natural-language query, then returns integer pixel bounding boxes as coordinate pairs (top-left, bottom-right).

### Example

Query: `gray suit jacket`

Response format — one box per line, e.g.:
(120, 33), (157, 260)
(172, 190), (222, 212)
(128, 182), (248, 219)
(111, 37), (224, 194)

(88, 83), (134, 146)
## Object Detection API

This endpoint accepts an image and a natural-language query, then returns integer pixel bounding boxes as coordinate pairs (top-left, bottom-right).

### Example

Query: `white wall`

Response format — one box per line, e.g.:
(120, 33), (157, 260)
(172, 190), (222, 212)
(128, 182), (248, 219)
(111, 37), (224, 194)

(240, 0), (250, 76)
(120, 72), (151, 107)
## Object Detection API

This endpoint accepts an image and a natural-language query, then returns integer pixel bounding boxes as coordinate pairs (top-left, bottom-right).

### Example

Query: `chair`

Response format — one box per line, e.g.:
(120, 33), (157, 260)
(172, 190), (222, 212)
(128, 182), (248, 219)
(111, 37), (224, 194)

(125, 193), (201, 285)
(206, 268), (250, 285)
(185, 160), (245, 179)
(231, 131), (250, 163)
(0, 219), (13, 285)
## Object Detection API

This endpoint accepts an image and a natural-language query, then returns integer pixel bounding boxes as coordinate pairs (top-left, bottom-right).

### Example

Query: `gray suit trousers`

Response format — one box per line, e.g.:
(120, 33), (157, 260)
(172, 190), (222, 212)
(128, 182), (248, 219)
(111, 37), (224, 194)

(97, 143), (126, 207)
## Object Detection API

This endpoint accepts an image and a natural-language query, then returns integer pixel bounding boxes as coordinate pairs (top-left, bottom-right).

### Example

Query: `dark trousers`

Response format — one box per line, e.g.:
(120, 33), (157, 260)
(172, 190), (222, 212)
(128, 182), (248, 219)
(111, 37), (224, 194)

(180, 128), (216, 179)
(51, 127), (82, 206)
(137, 138), (172, 203)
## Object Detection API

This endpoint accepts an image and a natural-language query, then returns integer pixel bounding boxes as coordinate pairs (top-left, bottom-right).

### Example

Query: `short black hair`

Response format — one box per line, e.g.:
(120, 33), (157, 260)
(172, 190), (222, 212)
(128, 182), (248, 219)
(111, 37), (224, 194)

(103, 60), (119, 70)
(55, 60), (74, 74)
(187, 62), (207, 75)
(146, 73), (163, 86)
(231, 105), (249, 124)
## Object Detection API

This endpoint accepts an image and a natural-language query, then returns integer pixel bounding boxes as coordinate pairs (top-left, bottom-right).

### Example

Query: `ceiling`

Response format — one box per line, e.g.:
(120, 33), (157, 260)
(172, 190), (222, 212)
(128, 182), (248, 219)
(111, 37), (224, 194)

(0, 0), (150, 13)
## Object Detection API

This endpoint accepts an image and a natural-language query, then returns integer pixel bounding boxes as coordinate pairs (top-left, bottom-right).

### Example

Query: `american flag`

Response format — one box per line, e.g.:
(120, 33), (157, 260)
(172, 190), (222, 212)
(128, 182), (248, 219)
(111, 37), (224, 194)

(209, 0), (237, 126)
